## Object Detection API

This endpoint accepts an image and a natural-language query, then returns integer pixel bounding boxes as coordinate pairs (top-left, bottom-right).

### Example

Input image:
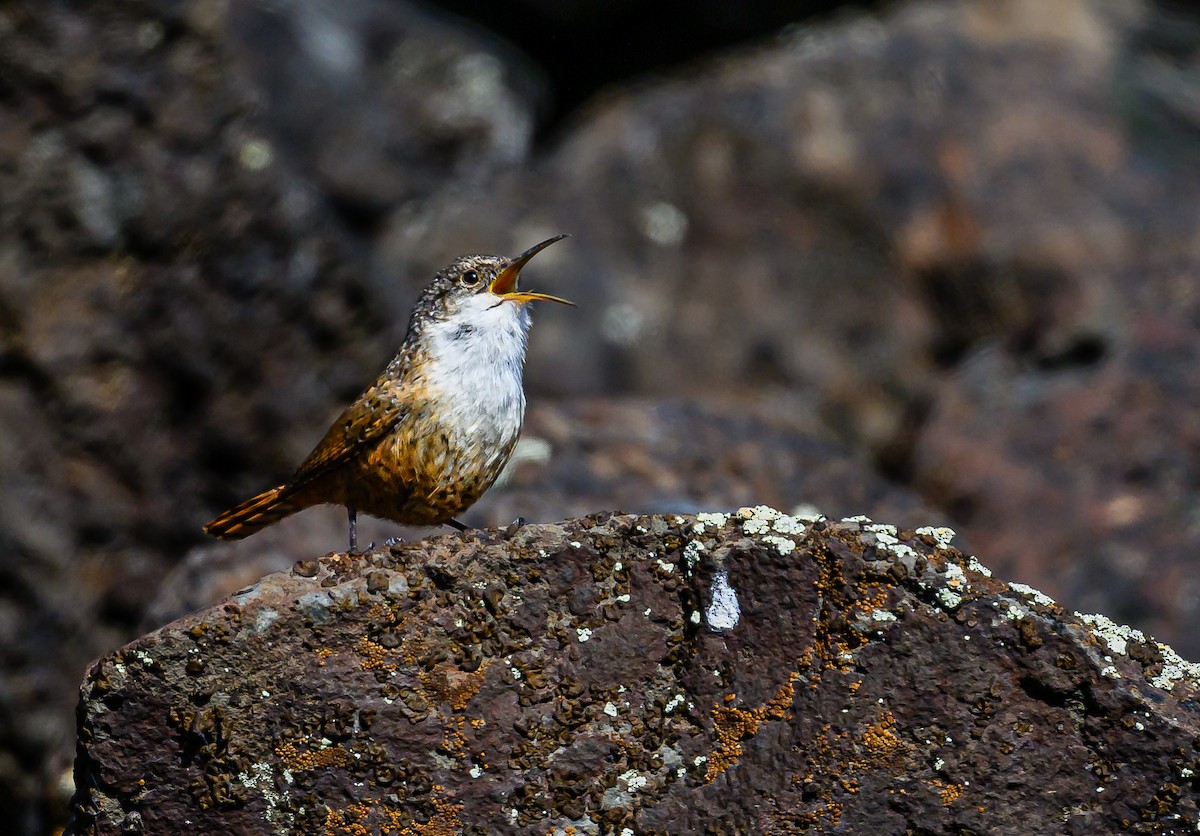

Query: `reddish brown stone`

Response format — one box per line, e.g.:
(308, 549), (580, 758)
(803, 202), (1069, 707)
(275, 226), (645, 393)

(70, 513), (1200, 833)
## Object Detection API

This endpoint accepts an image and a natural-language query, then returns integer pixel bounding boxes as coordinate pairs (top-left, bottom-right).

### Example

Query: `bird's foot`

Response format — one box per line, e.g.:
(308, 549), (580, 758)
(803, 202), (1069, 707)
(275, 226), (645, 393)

(510, 516), (527, 528)
(446, 519), (470, 532)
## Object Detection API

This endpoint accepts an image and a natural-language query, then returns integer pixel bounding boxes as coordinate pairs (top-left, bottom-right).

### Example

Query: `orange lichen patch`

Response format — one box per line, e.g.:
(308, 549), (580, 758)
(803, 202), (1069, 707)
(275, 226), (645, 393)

(324, 786), (463, 836)
(776, 799), (844, 831)
(859, 711), (906, 765)
(783, 711), (918, 826)
(705, 672), (801, 782)
(313, 647), (334, 667)
(414, 785), (464, 836)
(275, 741), (352, 772)
(354, 637), (398, 673)
(418, 660), (491, 711)
(932, 778), (963, 805)
(851, 584), (890, 618)
(441, 722), (468, 754)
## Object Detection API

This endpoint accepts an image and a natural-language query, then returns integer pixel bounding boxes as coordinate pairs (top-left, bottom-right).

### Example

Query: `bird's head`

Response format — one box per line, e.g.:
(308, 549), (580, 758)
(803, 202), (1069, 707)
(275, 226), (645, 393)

(416, 235), (574, 329)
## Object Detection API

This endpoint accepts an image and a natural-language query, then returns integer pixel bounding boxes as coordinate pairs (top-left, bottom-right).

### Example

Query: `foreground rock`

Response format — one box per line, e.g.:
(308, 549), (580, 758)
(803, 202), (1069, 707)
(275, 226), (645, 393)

(71, 512), (1200, 833)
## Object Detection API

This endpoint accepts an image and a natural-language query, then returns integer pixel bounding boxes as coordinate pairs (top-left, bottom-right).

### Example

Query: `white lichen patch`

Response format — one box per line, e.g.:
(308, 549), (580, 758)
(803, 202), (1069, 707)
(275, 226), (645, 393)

(684, 539), (706, 568)
(1008, 582), (1056, 608)
(738, 505), (782, 521)
(762, 535), (796, 555)
(603, 701), (618, 717)
(937, 589), (963, 610)
(967, 555), (993, 577)
(841, 514), (873, 524)
(742, 517), (771, 535)
(238, 762), (293, 829)
(664, 694), (686, 714)
(865, 526), (919, 562)
(469, 764), (484, 778)
(706, 567), (741, 631)
(1075, 612), (1200, 690)
(1001, 600), (1030, 621)
(576, 627), (593, 643)
(915, 525), (957, 549)
(871, 609), (898, 623)
(772, 514), (807, 535)
(1151, 643), (1200, 690)
(943, 562), (967, 589)
(694, 512), (730, 533)
(619, 769), (648, 792)
(1077, 612), (1137, 656)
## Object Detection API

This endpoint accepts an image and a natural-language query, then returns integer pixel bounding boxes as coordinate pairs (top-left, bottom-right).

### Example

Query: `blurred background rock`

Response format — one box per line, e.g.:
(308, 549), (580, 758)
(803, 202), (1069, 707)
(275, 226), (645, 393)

(2, 0), (1199, 832)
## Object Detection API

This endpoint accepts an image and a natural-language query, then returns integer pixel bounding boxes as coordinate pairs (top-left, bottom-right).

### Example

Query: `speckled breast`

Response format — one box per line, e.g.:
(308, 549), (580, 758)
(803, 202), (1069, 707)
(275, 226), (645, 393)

(348, 390), (525, 526)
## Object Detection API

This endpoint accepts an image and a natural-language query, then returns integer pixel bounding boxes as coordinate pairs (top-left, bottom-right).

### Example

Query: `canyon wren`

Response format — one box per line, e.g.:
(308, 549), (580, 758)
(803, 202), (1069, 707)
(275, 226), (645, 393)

(204, 235), (573, 552)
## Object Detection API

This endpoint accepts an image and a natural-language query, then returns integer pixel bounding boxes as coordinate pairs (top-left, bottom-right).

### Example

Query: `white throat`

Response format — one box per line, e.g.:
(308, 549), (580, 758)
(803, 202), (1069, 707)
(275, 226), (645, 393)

(423, 296), (531, 439)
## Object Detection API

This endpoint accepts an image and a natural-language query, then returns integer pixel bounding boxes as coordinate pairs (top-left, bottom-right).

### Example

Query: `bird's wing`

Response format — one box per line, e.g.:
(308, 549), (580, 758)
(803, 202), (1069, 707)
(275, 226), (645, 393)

(286, 384), (411, 489)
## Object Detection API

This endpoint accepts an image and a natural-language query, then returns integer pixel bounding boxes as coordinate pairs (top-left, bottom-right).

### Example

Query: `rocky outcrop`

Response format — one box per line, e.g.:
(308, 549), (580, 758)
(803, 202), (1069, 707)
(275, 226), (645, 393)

(71, 512), (1200, 833)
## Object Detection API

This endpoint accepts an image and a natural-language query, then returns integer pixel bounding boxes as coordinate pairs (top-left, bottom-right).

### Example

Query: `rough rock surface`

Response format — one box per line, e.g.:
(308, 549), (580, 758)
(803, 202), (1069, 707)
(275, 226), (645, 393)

(72, 512), (1200, 833)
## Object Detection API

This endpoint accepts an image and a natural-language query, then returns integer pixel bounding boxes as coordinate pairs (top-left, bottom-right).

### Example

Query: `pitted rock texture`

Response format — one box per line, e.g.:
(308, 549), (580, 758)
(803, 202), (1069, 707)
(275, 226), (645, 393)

(71, 512), (1200, 834)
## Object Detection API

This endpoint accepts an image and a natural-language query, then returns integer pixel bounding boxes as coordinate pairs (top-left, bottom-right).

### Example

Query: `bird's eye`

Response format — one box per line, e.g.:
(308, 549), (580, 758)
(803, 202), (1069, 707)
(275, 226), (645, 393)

(459, 269), (480, 287)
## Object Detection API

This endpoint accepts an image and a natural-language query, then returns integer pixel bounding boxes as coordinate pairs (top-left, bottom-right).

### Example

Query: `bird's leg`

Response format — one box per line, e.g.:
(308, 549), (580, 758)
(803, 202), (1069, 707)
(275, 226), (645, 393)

(348, 506), (358, 553)
(446, 518), (469, 532)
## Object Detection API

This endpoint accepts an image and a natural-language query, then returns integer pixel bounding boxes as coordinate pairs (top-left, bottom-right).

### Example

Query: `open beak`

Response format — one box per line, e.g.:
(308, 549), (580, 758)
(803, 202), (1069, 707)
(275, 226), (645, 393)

(489, 234), (574, 305)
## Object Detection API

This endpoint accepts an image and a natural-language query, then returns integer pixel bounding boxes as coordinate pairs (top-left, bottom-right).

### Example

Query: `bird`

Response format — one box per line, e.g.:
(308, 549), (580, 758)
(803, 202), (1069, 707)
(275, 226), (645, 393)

(203, 234), (573, 552)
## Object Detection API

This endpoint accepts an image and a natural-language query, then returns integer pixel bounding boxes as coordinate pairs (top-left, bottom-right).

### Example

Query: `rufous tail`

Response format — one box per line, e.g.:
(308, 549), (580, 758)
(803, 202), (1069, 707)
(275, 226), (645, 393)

(204, 485), (303, 540)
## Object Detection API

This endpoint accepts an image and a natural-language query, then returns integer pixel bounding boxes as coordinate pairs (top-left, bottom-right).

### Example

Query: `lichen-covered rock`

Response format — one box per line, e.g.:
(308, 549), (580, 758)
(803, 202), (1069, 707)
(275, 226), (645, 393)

(70, 512), (1200, 833)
